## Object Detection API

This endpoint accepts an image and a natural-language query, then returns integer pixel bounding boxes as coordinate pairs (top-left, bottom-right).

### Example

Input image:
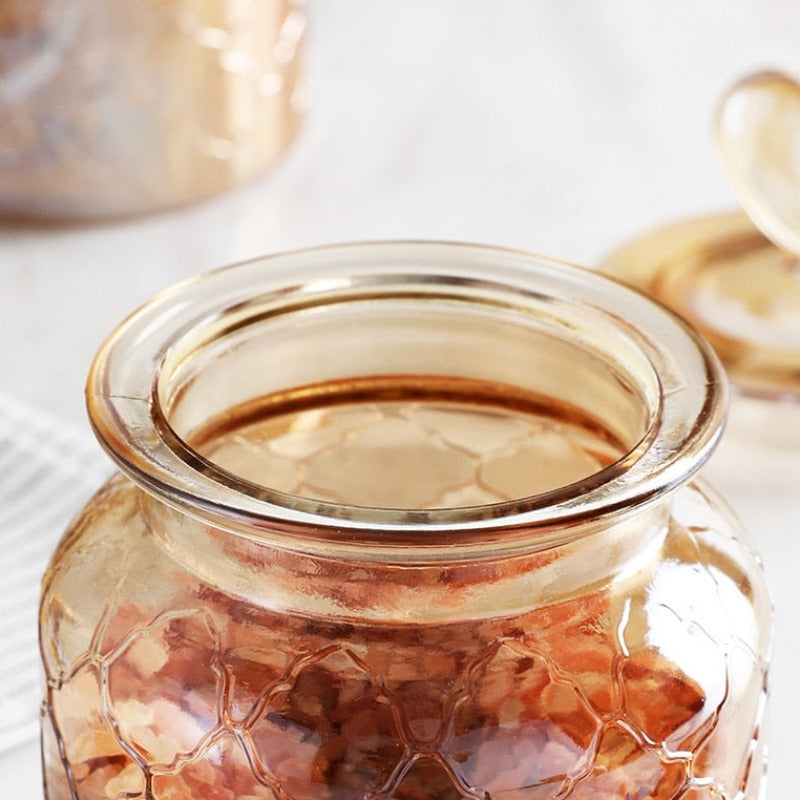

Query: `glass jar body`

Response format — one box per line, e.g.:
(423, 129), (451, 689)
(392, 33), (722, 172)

(0, 0), (304, 219)
(39, 243), (772, 799)
(40, 476), (770, 800)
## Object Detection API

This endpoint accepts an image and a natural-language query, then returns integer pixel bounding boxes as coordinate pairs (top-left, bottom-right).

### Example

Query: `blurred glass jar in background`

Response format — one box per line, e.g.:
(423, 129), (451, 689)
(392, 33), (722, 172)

(0, 0), (306, 219)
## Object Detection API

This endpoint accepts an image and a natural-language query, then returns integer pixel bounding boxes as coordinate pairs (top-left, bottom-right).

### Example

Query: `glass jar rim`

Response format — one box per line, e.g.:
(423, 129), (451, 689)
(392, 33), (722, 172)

(87, 241), (727, 555)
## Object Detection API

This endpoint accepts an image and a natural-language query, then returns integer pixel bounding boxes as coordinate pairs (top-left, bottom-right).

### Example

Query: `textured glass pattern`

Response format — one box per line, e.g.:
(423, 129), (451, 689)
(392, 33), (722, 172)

(195, 385), (623, 509)
(40, 479), (769, 800)
(38, 245), (771, 800)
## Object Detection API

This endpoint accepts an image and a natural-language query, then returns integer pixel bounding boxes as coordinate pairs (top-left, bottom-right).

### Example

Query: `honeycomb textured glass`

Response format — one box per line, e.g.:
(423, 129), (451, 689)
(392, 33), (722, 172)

(39, 244), (771, 800)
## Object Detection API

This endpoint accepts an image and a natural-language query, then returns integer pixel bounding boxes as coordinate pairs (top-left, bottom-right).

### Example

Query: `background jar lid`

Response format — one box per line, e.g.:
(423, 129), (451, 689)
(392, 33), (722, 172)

(601, 209), (800, 405)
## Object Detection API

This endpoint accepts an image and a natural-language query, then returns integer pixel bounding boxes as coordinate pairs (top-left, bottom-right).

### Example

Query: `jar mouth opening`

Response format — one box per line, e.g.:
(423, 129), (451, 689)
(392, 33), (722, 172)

(152, 381), (647, 526)
(87, 242), (727, 553)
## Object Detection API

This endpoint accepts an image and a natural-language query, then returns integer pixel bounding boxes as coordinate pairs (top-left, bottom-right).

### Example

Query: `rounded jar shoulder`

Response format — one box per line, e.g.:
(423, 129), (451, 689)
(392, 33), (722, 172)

(39, 476), (771, 800)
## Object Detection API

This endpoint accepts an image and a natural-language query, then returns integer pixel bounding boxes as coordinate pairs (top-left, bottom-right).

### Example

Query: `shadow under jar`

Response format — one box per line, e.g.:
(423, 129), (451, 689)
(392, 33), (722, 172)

(39, 243), (771, 800)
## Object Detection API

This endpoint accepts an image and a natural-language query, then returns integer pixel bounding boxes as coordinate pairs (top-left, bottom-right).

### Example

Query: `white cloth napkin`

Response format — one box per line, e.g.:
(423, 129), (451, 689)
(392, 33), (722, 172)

(0, 394), (110, 752)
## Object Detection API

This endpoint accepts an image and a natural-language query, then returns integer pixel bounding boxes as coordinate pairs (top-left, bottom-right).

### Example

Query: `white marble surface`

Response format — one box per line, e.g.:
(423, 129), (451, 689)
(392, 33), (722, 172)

(1, 1), (798, 796)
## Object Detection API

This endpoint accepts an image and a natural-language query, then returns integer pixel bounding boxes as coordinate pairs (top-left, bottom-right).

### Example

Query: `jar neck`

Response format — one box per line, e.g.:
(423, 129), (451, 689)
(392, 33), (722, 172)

(143, 489), (671, 623)
(87, 243), (726, 562)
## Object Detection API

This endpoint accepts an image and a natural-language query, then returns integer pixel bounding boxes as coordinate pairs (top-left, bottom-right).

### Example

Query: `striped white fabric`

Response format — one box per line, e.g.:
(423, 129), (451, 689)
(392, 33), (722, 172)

(0, 394), (110, 752)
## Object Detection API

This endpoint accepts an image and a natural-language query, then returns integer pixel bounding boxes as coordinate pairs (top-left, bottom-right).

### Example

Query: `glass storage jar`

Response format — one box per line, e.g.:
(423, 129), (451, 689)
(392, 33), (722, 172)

(0, 0), (305, 219)
(39, 243), (771, 800)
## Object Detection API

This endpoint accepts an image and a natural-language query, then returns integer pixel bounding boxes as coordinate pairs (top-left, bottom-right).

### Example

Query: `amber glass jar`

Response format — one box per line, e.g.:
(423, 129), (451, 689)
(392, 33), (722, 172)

(40, 243), (771, 800)
(0, 0), (305, 219)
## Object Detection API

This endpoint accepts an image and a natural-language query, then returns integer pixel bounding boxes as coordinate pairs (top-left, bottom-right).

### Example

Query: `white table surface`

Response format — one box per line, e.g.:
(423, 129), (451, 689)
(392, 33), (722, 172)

(2, 2), (798, 796)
